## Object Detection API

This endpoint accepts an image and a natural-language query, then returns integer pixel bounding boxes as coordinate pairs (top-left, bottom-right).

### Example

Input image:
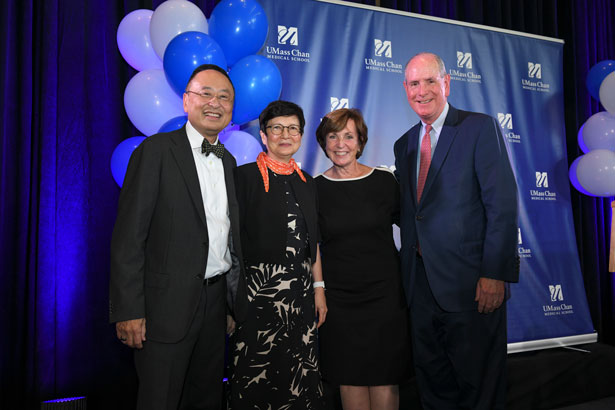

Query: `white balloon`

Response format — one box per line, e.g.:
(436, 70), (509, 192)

(576, 149), (615, 196)
(599, 71), (615, 115)
(149, 0), (208, 60)
(579, 111), (615, 153)
(117, 9), (162, 71)
(569, 156), (593, 196)
(124, 69), (185, 136)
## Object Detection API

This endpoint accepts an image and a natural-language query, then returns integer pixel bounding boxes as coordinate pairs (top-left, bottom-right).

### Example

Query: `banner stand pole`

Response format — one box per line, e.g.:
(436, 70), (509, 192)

(610, 200), (614, 273)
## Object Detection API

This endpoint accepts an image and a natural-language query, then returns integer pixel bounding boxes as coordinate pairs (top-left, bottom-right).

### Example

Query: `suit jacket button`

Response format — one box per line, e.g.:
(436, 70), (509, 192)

(196, 274), (204, 280)
(416, 215), (423, 221)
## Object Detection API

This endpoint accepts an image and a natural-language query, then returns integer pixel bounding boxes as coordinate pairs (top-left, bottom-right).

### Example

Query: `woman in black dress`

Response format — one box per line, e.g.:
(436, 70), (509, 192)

(315, 108), (411, 410)
(229, 100), (327, 409)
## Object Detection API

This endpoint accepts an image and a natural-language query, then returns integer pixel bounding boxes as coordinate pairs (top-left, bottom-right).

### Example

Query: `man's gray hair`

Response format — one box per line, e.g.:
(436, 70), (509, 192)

(404, 52), (447, 78)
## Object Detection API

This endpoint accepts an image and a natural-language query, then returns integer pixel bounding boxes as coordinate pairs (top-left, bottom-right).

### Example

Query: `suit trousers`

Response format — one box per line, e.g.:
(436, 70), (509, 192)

(410, 256), (507, 410)
(134, 276), (227, 410)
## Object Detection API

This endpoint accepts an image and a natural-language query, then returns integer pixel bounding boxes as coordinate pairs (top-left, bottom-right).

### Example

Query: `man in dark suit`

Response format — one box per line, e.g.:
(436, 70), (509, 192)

(110, 64), (246, 410)
(394, 52), (518, 410)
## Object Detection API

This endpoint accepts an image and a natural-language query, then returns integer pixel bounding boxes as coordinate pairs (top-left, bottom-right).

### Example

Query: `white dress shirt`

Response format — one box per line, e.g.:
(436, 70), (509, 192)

(185, 121), (232, 279)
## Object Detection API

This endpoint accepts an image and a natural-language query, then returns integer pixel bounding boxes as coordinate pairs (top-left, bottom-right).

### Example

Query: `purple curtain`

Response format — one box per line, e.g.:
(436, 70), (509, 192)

(0, 0), (613, 408)
(1, 1), (216, 408)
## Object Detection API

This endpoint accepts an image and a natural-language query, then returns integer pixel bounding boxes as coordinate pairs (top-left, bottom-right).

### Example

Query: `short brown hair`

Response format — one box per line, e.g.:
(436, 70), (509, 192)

(315, 108), (368, 159)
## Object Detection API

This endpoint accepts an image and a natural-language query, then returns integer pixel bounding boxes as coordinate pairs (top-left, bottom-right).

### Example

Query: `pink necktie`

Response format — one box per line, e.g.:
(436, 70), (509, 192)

(417, 124), (432, 202)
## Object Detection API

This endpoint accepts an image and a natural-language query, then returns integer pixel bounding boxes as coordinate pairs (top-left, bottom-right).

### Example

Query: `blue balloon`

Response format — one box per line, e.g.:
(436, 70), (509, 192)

(220, 130), (263, 166)
(209, 0), (268, 66)
(111, 137), (147, 187)
(586, 60), (615, 100)
(229, 55), (282, 125)
(159, 115), (188, 133)
(219, 123), (240, 140)
(163, 31), (227, 96)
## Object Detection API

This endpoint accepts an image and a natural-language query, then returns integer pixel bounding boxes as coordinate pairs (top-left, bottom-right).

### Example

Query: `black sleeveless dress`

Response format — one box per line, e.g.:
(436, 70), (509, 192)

(315, 168), (411, 386)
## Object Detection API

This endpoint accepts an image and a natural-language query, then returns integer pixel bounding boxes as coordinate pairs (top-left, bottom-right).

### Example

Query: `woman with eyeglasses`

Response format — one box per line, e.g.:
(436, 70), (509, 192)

(229, 100), (326, 409)
(315, 108), (411, 410)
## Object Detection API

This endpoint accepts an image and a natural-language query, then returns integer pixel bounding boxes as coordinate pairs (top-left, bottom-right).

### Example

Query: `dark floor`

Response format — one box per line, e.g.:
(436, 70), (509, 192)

(550, 396), (615, 410)
(396, 396), (615, 409)
(397, 396), (615, 410)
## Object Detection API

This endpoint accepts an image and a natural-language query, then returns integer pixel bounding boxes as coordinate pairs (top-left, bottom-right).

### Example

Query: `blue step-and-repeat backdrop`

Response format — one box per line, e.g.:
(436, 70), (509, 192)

(255, 0), (595, 351)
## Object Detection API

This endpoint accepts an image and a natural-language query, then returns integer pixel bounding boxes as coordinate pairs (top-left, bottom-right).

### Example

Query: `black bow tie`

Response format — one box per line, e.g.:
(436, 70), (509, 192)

(201, 139), (225, 158)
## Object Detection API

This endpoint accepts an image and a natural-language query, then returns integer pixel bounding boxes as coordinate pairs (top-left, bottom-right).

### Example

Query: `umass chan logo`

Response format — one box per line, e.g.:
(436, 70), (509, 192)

(497, 112), (521, 144)
(364, 39), (403, 74)
(265, 25), (311, 63)
(448, 51), (482, 84)
(277, 25), (298, 46)
(330, 97), (349, 111)
(521, 61), (550, 92)
(517, 227), (532, 258)
(529, 171), (557, 201)
(374, 39), (392, 58)
(543, 284), (574, 316)
(457, 51), (472, 68)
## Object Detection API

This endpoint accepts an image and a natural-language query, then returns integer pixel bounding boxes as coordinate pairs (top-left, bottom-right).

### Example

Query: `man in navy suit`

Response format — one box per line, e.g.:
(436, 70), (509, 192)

(394, 52), (518, 410)
(110, 64), (246, 410)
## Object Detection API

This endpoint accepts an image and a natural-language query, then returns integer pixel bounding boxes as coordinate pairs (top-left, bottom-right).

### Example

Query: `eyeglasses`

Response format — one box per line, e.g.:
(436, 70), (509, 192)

(185, 90), (233, 105)
(266, 124), (302, 136)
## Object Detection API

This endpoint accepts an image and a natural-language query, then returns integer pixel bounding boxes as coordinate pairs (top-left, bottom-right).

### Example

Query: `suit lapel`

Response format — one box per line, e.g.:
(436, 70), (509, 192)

(419, 106), (459, 205)
(170, 127), (207, 227)
(222, 151), (237, 211)
(222, 150), (246, 320)
(405, 124), (421, 207)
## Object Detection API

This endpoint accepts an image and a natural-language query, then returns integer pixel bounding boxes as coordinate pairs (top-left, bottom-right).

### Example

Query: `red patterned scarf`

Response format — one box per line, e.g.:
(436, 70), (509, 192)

(256, 152), (306, 192)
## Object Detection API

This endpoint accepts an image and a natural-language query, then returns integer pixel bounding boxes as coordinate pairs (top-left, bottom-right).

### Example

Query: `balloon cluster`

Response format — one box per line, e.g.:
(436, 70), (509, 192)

(111, 0), (277, 186)
(569, 60), (615, 197)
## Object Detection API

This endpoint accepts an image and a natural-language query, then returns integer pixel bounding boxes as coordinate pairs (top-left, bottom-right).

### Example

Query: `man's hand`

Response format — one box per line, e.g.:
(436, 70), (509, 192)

(475, 278), (505, 313)
(314, 288), (328, 328)
(116, 318), (146, 349)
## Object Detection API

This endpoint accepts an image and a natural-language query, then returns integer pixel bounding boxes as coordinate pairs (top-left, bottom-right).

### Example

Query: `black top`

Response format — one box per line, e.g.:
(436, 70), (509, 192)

(315, 167), (410, 385)
(234, 161), (319, 265)
(317, 168), (400, 294)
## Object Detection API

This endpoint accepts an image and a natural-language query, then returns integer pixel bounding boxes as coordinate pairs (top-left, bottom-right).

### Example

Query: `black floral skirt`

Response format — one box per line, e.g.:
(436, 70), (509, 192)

(229, 204), (324, 409)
